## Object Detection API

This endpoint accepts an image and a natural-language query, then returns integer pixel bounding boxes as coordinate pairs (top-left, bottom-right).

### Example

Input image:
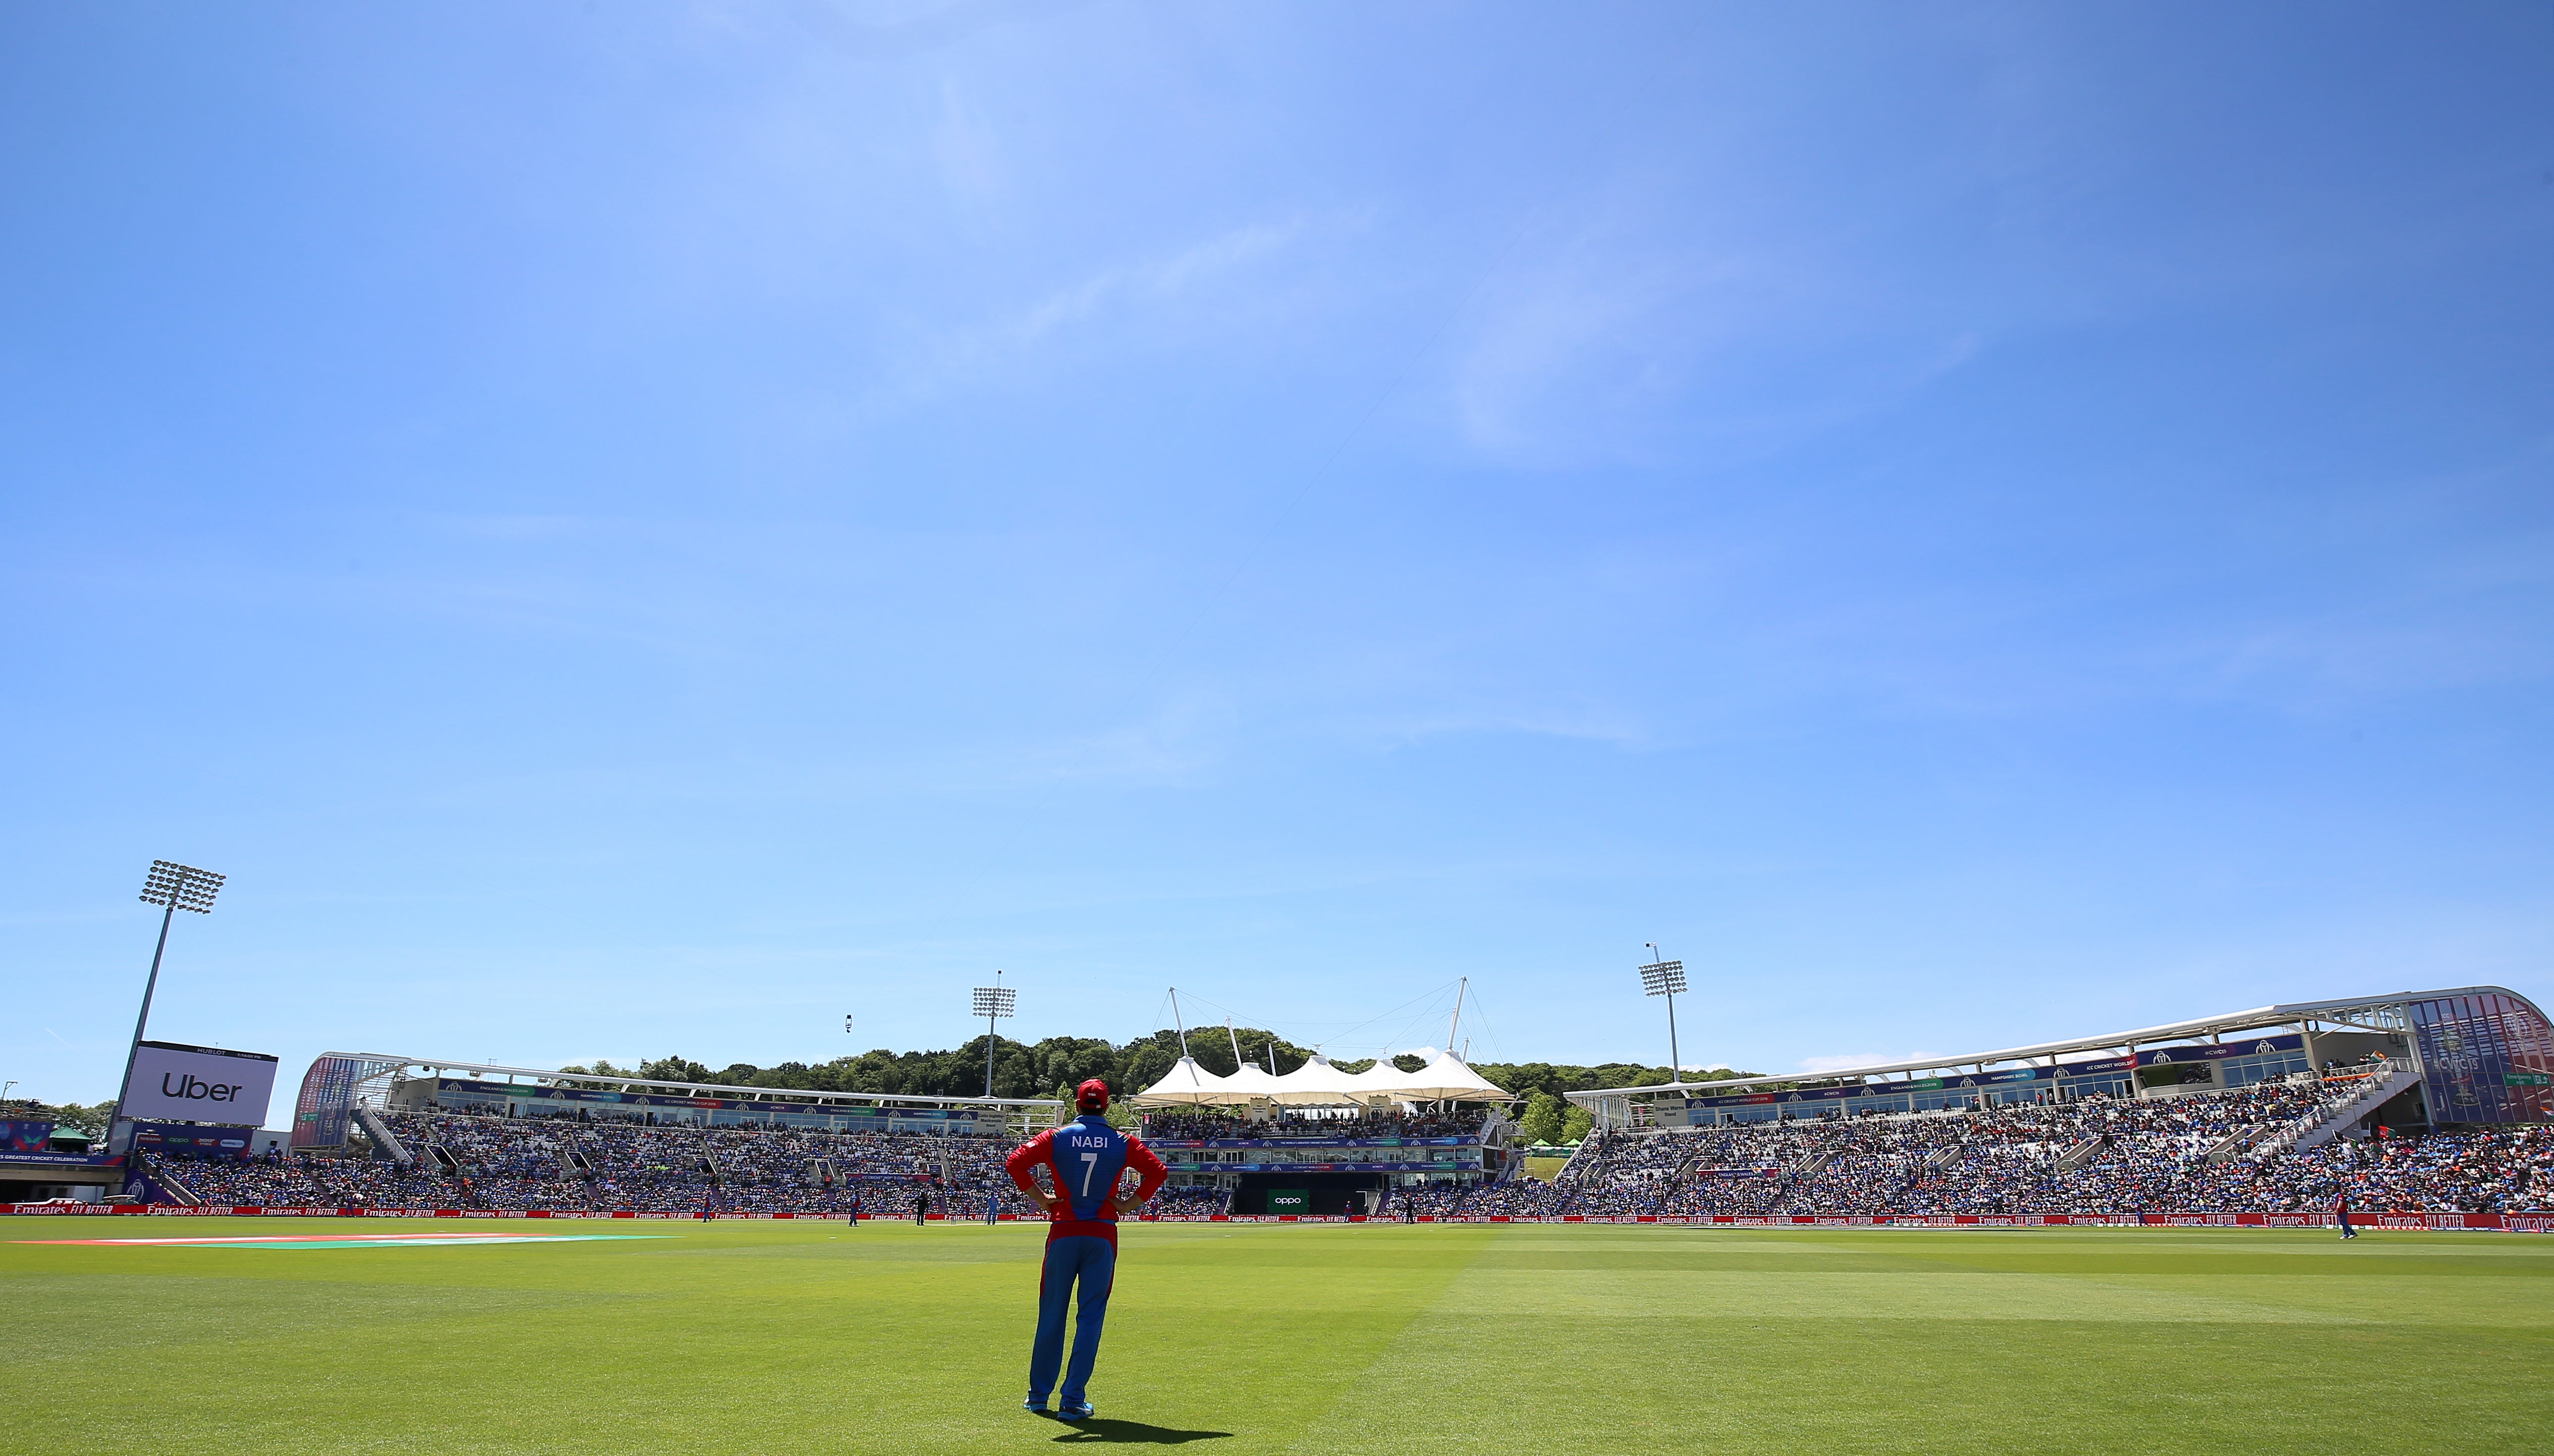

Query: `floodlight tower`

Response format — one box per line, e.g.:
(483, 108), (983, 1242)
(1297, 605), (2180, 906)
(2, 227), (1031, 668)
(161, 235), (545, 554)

(1638, 944), (1687, 1086)
(972, 972), (1016, 1099)
(116, 861), (226, 1144)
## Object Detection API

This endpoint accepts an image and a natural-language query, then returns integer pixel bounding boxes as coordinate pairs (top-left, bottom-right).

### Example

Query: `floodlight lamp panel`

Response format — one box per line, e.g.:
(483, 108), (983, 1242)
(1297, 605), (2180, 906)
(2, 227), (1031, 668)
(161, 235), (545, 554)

(141, 860), (225, 910)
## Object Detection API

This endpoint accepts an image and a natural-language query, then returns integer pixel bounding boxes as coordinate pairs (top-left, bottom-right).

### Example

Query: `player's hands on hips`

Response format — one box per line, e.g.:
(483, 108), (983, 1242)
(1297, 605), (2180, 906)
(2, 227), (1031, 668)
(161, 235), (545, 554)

(1112, 1192), (1144, 1215)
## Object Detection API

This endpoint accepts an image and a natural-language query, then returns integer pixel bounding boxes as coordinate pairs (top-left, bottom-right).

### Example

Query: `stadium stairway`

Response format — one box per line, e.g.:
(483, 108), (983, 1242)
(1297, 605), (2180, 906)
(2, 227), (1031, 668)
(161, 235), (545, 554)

(353, 1106), (414, 1166)
(1551, 1134), (1603, 1186)
(2056, 1135), (2107, 1169)
(1669, 1138), (1714, 1179)
(2261, 1061), (2422, 1157)
(2203, 1125), (2266, 1163)
(139, 1152), (203, 1206)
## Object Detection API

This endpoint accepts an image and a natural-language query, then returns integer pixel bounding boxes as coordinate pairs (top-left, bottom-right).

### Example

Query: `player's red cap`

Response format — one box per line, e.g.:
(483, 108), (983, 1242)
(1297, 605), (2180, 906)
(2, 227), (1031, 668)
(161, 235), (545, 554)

(1077, 1078), (1110, 1112)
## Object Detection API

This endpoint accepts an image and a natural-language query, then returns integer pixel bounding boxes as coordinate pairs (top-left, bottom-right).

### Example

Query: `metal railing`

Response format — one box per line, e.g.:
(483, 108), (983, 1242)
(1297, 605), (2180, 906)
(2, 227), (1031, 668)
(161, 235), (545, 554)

(2250, 1060), (2416, 1160)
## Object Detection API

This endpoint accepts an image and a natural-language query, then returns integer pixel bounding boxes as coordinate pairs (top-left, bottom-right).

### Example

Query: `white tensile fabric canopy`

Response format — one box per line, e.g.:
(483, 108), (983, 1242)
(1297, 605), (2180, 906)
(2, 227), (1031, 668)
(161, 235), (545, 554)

(1385, 1049), (1514, 1102)
(1263, 1052), (1367, 1106)
(1130, 1047), (1514, 1107)
(1129, 1055), (1233, 1106)
(1340, 1055), (1428, 1101)
(1212, 1062), (1286, 1104)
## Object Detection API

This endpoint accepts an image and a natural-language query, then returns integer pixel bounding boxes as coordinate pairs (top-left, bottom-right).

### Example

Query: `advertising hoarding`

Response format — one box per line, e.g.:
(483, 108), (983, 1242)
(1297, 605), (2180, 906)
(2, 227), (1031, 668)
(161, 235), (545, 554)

(1159, 1157), (1474, 1173)
(122, 1042), (279, 1125)
(128, 1121), (259, 1158)
(1149, 1135), (1475, 1149)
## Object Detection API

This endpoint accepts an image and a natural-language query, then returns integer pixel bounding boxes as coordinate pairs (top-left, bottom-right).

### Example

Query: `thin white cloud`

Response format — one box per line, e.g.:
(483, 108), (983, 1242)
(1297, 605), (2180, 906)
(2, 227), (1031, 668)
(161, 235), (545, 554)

(997, 693), (1238, 787)
(874, 217), (1315, 406)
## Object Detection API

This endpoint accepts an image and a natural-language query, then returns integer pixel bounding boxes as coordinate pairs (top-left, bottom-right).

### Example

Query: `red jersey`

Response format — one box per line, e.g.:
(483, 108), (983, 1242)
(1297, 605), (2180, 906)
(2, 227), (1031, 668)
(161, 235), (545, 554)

(1006, 1114), (1167, 1245)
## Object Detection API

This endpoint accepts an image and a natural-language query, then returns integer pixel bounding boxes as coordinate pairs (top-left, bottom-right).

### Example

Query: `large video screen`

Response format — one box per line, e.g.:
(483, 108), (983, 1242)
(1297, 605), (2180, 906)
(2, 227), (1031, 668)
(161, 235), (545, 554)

(123, 1041), (279, 1125)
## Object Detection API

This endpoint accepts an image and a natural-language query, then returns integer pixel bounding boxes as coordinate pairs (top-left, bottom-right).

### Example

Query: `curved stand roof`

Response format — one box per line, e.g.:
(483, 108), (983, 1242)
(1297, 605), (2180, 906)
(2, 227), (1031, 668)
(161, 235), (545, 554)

(1564, 984), (2551, 1105)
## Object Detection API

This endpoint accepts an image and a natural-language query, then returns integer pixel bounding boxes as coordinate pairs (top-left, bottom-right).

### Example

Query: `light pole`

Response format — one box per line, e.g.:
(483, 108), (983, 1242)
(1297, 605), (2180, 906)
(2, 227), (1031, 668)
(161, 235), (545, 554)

(972, 973), (1016, 1099)
(116, 861), (226, 1148)
(1638, 945), (1687, 1086)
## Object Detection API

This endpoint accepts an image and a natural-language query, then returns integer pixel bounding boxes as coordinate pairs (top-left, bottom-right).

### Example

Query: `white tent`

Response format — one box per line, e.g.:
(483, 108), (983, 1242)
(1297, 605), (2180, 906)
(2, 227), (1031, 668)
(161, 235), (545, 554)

(1213, 1061), (1285, 1105)
(1264, 1052), (1368, 1106)
(1386, 1049), (1514, 1102)
(1128, 1055), (1234, 1107)
(1340, 1054), (1427, 1104)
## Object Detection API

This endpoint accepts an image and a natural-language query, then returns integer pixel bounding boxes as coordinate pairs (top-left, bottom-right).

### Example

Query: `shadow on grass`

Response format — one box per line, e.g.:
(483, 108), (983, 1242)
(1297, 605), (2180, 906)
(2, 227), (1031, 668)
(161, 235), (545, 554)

(1049, 1418), (1234, 1444)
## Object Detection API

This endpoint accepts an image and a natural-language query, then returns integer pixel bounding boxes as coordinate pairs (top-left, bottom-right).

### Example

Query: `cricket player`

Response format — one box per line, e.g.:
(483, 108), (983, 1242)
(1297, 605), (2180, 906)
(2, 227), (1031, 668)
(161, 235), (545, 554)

(1005, 1078), (1166, 1422)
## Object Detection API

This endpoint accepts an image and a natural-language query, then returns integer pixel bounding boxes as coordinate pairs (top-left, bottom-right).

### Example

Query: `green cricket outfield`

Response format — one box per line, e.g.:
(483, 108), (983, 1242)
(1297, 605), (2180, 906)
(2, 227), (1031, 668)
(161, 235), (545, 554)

(6, 1217), (2548, 1454)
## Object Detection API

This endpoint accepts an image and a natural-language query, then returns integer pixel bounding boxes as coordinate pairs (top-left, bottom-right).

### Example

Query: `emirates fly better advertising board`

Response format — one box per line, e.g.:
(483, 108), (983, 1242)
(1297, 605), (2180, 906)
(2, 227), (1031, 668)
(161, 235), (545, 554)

(122, 1041), (279, 1125)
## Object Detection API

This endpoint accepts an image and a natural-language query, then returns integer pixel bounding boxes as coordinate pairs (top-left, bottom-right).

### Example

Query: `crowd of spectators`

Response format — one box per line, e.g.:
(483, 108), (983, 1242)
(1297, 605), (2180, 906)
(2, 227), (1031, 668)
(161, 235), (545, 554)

(1138, 1108), (1489, 1141)
(1389, 1182), (1479, 1216)
(150, 1108), (1049, 1216)
(1471, 1176), (1572, 1217)
(2268, 1127), (2554, 1213)
(161, 1145), (441, 1209)
(132, 1068), (2554, 1220)
(1148, 1185), (1232, 1215)
(1468, 1072), (2554, 1217)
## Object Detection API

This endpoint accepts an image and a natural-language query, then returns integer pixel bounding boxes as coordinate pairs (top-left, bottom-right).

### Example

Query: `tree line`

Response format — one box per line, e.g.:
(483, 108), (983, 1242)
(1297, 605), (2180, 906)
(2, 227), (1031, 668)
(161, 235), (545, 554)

(10, 1033), (1754, 1150)
(3, 1100), (116, 1137)
(558, 1028), (1756, 1146)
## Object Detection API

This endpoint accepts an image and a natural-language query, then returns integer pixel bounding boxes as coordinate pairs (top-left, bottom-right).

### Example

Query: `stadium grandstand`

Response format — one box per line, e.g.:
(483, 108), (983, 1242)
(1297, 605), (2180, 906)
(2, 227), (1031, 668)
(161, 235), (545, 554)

(1465, 985), (2554, 1221)
(82, 986), (2554, 1226)
(111, 1044), (1527, 1219)
(120, 1054), (1072, 1218)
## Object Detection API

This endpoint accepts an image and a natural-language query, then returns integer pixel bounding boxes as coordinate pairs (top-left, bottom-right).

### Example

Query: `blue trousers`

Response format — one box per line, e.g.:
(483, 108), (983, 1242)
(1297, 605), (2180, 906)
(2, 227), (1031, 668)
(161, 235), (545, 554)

(1029, 1235), (1117, 1406)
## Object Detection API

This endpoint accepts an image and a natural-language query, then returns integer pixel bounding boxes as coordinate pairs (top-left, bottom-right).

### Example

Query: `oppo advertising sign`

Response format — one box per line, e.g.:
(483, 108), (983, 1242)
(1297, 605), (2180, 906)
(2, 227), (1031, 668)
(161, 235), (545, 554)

(123, 1041), (279, 1125)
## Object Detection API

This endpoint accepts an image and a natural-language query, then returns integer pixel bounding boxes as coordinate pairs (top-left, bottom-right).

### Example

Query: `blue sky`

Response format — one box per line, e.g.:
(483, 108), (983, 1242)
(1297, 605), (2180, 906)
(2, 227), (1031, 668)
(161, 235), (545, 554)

(5, 4), (2550, 1114)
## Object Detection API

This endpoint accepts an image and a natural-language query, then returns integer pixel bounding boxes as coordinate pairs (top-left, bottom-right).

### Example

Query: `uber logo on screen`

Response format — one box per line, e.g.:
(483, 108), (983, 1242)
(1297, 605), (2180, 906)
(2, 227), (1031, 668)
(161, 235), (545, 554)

(123, 1042), (280, 1125)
